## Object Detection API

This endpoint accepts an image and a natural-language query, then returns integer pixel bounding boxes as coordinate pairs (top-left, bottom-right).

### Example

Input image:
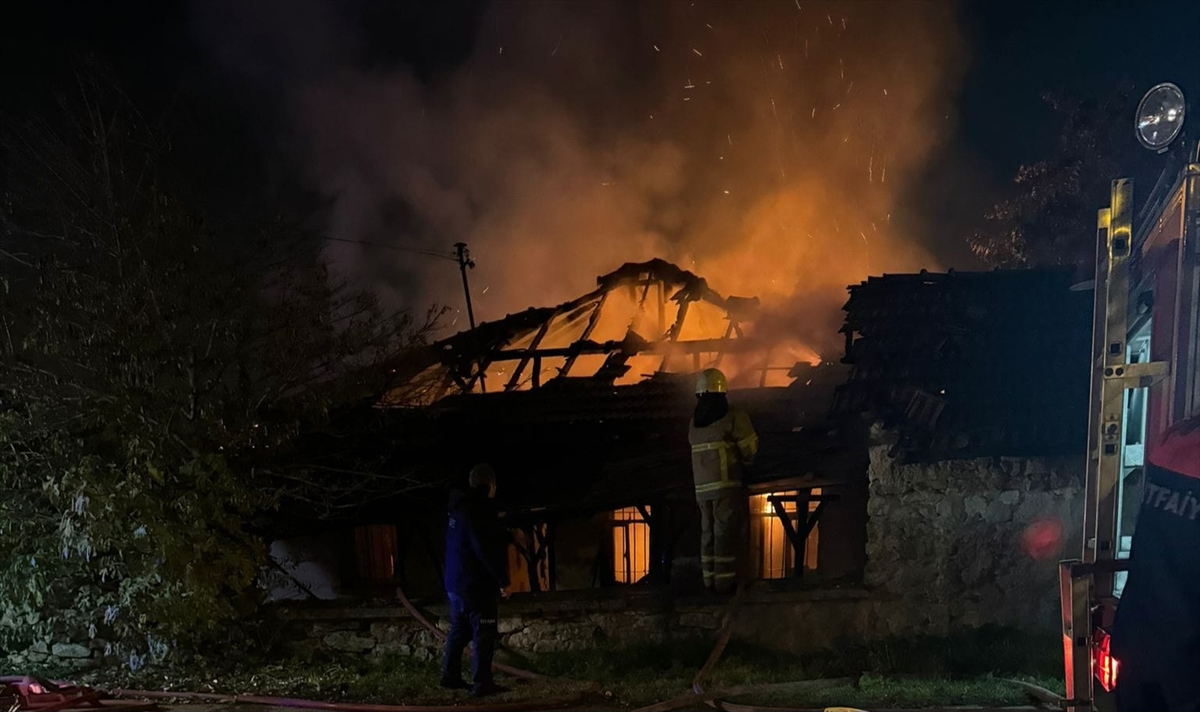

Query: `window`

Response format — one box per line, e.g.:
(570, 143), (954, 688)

(750, 490), (820, 579)
(507, 525), (550, 593)
(353, 525), (396, 591)
(1116, 322), (1153, 598)
(612, 507), (651, 584)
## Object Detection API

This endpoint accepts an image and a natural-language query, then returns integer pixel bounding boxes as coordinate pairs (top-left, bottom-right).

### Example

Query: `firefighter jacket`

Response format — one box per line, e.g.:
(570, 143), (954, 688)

(1111, 420), (1200, 671)
(689, 407), (759, 501)
(444, 488), (511, 607)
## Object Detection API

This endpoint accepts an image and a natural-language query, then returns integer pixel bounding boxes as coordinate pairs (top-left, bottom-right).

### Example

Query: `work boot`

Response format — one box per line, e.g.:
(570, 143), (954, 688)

(439, 677), (470, 690)
(471, 683), (510, 698)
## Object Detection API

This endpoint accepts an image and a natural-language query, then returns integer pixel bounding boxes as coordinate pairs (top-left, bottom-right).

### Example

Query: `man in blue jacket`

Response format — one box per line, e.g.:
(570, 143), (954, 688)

(1111, 415), (1200, 712)
(440, 463), (511, 697)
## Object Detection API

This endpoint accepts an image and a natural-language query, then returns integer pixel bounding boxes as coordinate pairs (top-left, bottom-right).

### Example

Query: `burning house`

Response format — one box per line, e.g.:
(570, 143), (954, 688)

(380, 259), (867, 595)
(268, 259), (870, 601)
(225, 262), (1109, 660)
(271, 262), (1091, 617)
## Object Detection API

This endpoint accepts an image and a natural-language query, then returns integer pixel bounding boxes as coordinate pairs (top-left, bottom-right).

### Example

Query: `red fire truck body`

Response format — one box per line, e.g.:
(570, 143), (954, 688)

(1060, 83), (1197, 712)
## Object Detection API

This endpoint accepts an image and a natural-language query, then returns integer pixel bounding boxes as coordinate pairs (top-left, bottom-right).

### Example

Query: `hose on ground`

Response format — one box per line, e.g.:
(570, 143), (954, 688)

(631, 582), (859, 712)
(108, 689), (585, 712)
(393, 585), (562, 684)
(27, 580), (1049, 712)
(104, 584), (596, 712)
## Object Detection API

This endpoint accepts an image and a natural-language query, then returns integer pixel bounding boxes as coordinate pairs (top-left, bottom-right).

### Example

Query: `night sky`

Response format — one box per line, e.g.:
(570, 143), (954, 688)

(7, 1), (1196, 176)
(2, 0), (1198, 300)
(959, 0), (1198, 175)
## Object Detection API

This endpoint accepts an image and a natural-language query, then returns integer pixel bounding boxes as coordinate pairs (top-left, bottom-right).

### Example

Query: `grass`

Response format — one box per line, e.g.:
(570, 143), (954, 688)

(17, 626), (1067, 709)
(516, 624), (1065, 706)
(735, 675), (1063, 709)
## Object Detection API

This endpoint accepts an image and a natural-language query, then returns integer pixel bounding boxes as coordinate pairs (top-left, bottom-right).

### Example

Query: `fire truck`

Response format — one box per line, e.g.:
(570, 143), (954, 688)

(1059, 82), (1197, 712)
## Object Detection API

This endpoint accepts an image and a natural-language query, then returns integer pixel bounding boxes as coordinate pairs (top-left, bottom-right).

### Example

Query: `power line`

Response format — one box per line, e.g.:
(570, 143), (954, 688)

(320, 236), (459, 263)
(325, 234), (488, 391)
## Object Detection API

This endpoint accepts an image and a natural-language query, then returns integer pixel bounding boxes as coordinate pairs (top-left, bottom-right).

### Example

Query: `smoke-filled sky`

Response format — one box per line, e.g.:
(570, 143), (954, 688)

(189, 0), (965, 349)
(4, 0), (1197, 349)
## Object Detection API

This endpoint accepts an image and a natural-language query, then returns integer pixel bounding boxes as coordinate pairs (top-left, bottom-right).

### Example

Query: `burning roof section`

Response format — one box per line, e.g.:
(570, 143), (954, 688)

(384, 259), (822, 406)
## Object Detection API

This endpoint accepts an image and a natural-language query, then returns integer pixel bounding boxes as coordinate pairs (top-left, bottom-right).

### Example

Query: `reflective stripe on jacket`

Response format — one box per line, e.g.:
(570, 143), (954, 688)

(689, 407), (758, 499)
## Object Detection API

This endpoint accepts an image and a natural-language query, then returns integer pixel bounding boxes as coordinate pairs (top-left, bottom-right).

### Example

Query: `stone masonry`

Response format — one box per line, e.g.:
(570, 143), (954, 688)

(9, 452), (1086, 667)
(864, 446), (1085, 636)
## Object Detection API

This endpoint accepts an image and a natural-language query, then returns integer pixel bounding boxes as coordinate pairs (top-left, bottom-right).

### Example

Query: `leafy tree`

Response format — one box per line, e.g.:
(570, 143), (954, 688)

(0, 70), (438, 665)
(969, 89), (1145, 268)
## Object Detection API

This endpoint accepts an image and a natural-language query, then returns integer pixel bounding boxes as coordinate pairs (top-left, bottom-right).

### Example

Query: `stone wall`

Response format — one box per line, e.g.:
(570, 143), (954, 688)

(864, 446), (1085, 636)
(9, 451), (1085, 668)
(279, 588), (877, 661)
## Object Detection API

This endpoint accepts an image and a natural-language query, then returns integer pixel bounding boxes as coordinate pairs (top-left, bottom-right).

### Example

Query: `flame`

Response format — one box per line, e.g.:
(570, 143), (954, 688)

(315, 0), (968, 405)
(465, 276), (828, 392)
(290, 0), (963, 370)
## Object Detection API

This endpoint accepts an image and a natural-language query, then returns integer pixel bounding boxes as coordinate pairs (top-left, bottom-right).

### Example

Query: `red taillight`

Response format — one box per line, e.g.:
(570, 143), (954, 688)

(1094, 629), (1120, 692)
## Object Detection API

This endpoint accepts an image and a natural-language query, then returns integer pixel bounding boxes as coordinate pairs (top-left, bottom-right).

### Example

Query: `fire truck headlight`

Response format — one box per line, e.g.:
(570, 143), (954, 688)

(1135, 82), (1186, 152)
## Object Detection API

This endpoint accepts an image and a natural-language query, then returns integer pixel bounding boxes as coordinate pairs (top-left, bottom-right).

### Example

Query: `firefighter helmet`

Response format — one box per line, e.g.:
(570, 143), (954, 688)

(695, 368), (728, 395)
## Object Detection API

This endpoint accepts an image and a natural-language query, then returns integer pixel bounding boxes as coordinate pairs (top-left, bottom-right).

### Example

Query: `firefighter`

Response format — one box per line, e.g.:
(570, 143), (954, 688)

(1111, 415), (1200, 712)
(440, 463), (511, 698)
(689, 367), (758, 593)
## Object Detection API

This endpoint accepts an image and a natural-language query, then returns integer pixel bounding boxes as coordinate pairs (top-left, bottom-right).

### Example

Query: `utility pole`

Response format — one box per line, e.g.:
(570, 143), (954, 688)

(453, 243), (486, 392)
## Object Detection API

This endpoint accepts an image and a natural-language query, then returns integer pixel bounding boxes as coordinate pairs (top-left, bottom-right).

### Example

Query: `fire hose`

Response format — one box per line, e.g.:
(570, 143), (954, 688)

(629, 583), (857, 712)
(100, 581), (595, 712)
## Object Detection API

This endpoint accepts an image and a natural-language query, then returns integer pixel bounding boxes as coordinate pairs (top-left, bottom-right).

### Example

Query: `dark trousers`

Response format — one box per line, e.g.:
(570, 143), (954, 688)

(441, 593), (498, 690)
(698, 490), (748, 593)
(1115, 657), (1200, 712)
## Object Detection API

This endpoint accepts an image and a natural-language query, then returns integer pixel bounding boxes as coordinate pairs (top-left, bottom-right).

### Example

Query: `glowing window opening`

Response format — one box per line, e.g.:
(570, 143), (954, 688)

(750, 490), (820, 579)
(506, 525), (550, 593)
(612, 507), (652, 584)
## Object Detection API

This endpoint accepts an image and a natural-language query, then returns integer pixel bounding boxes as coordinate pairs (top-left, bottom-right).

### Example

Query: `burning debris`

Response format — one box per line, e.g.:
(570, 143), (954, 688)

(382, 259), (825, 406)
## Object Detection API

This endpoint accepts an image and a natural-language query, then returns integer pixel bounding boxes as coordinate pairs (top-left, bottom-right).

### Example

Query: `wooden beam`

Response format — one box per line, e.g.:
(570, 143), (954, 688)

(449, 369), (471, 394)
(488, 335), (765, 362)
(561, 292), (609, 376)
(657, 280), (667, 336)
(545, 522), (557, 592)
(659, 297), (693, 373)
(712, 320), (736, 369)
(464, 355), (494, 393)
(769, 498), (802, 577)
(505, 315), (556, 391)
(766, 493), (839, 578)
(759, 345), (774, 388)
(526, 526), (541, 593)
(635, 504), (661, 585)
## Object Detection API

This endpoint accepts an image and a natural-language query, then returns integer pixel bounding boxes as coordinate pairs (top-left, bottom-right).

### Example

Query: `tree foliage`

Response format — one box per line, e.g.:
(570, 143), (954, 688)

(0, 71), (438, 665)
(969, 89), (1144, 268)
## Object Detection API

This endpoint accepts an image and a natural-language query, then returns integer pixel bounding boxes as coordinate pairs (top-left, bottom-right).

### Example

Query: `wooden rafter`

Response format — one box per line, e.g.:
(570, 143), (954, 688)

(505, 316), (556, 391)
(418, 259), (764, 396)
(713, 320), (737, 369)
(487, 335), (769, 361)
(560, 291), (609, 377)
(657, 294), (694, 373)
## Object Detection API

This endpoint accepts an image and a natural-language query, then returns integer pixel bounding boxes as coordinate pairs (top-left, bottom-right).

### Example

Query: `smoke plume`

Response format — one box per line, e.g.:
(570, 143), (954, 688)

(193, 0), (967, 356)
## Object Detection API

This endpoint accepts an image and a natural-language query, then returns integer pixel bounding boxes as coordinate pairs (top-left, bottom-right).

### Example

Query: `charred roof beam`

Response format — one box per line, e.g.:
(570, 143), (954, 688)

(486, 335), (771, 362)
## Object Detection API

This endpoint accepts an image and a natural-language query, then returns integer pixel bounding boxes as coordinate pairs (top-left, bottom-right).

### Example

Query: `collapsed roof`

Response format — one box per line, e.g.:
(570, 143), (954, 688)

(380, 259), (824, 406)
(331, 259), (857, 521)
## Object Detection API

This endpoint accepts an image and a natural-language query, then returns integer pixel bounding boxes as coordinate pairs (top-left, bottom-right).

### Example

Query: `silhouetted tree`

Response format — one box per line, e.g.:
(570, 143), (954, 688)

(970, 88), (1144, 268)
(0, 68), (439, 665)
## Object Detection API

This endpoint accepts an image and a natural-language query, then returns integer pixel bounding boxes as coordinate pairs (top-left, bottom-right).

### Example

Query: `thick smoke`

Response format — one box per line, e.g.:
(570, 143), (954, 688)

(193, 0), (966, 353)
